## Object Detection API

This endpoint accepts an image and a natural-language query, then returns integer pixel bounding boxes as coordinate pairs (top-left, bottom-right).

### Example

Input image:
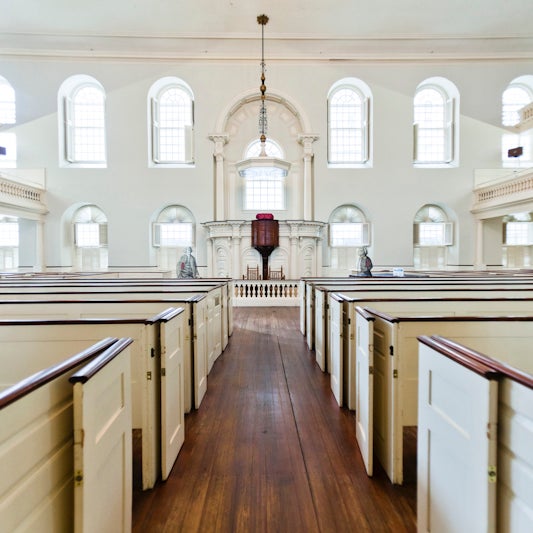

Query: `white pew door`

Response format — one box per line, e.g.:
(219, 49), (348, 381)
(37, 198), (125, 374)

(314, 290), (326, 372)
(193, 299), (208, 409)
(329, 298), (343, 406)
(71, 340), (132, 533)
(160, 313), (185, 480)
(355, 310), (374, 476)
(417, 341), (498, 533)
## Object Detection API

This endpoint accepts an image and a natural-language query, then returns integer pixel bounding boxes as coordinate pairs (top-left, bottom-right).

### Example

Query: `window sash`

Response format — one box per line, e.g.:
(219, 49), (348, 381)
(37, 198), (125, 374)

(414, 222), (453, 246)
(329, 223), (370, 247)
(153, 222), (193, 247)
(74, 223), (107, 247)
(244, 176), (285, 211)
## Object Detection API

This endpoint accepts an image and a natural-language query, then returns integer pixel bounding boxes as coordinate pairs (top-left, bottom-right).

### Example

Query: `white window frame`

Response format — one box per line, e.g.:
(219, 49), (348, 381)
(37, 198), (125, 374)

(59, 77), (107, 167)
(414, 222), (453, 246)
(504, 221), (533, 246)
(329, 222), (370, 247)
(150, 83), (194, 166)
(74, 222), (108, 248)
(0, 77), (16, 125)
(152, 222), (193, 247)
(328, 84), (370, 166)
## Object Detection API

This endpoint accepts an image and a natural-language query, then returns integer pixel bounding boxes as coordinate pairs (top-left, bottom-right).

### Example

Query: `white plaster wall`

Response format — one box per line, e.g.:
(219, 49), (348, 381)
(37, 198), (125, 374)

(0, 56), (530, 271)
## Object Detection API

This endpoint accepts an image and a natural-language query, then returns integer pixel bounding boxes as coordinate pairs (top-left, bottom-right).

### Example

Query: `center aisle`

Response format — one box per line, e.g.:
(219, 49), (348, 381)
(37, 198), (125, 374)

(133, 307), (416, 532)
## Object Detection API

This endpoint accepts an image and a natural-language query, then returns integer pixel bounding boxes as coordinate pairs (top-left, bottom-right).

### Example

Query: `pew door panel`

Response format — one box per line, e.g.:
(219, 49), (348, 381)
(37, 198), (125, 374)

(71, 341), (133, 533)
(306, 284), (314, 350)
(417, 342), (498, 533)
(160, 312), (185, 480)
(314, 289), (326, 372)
(193, 299), (208, 409)
(355, 311), (375, 476)
(329, 298), (343, 406)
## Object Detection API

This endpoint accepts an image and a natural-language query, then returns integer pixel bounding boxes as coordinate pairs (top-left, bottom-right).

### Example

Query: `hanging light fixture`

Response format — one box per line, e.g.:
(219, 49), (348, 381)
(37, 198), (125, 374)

(257, 14), (269, 156)
(236, 14), (290, 178)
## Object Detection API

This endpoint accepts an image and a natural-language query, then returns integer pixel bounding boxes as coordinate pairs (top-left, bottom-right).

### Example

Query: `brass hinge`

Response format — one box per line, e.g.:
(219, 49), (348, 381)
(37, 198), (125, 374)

(369, 366), (374, 375)
(393, 369), (398, 379)
(161, 368), (166, 377)
(389, 346), (394, 356)
(74, 470), (84, 486)
(147, 371), (152, 381)
(150, 348), (156, 358)
(488, 465), (497, 483)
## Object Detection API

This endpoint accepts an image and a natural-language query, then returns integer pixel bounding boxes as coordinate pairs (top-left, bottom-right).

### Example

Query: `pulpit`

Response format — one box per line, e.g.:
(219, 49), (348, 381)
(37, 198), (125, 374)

(251, 214), (279, 280)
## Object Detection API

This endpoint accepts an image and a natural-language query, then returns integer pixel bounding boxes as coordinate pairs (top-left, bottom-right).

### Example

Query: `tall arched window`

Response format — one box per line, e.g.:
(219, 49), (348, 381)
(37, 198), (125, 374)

(0, 215), (19, 270)
(0, 76), (17, 168)
(153, 205), (195, 272)
(149, 78), (194, 165)
(328, 79), (371, 166)
(58, 76), (106, 166)
(72, 205), (108, 271)
(414, 78), (458, 166)
(501, 76), (533, 165)
(240, 139), (287, 211)
(328, 204), (370, 274)
(413, 204), (453, 270)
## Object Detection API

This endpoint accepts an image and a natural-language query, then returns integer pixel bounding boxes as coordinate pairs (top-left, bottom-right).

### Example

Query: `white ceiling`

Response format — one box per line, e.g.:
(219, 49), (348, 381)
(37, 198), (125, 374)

(1, 0), (533, 60)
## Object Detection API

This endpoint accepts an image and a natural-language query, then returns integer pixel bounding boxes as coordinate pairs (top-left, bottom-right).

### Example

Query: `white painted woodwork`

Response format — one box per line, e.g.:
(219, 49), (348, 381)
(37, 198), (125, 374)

(417, 342), (498, 532)
(193, 298), (208, 409)
(329, 298), (342, 405)
(368, 315), (533, 484)
(160, 313), (185, 480)
(355, 311), (374, 476)
(72, 342), (132, 533)
(0, 338), (116, 532)
(314, 288), (326, 371)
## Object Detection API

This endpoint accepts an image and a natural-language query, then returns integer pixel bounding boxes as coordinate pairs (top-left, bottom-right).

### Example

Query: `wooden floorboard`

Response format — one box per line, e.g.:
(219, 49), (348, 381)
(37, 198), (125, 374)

(133, 307), (416, 532)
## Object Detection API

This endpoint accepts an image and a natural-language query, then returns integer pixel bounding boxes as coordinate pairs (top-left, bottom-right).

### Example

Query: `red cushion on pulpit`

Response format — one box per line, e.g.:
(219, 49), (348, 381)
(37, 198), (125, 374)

(256, 213), (274, 220)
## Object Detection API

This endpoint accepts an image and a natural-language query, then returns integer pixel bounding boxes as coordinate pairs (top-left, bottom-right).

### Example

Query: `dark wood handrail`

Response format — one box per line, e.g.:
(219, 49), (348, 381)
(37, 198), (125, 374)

(429, 335), (533, 390)
(355, 306), (376, 321)
(418, 335), (500, 379)
(0, 337), (118, 409)
(69, 337), (134, 385)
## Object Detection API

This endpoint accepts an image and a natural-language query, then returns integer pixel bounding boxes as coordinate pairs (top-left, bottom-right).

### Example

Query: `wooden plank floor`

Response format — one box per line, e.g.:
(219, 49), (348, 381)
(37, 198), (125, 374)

(133, 307), (416, 532)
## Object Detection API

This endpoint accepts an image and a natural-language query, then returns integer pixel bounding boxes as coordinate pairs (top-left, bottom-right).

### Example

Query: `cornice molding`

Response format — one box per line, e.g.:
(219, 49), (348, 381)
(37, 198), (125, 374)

(1, 33), (533, 62)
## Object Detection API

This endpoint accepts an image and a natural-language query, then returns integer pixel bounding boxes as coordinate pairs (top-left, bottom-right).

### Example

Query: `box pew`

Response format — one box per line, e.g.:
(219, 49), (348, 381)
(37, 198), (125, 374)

(0, 297), (206, 413)
(355, 308), (533, 485)
(0, 283), (227, 369)
(0, 309), (186, 491)
(0, 278), (232, 347)
(329, 292), (533, 410)
(0, 337), (132, 533)
(312, 280), (533, 355)
(301, 274), (533, 341)
(417, 335), (533, 533)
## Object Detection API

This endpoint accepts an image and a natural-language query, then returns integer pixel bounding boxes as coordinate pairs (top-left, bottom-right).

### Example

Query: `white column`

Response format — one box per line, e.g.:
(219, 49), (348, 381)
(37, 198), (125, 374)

(298, 134), (319, 221)
(474, 218), (485, 270)
(208, 134), (229, 221)
(35, 218), (45, 271)
(231, 223), (243, 279)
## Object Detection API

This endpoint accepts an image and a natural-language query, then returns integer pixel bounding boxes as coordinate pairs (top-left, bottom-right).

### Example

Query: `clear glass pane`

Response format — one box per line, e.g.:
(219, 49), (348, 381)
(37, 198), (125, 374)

(160, 223), (193, 247)
(75, 223), (100, 247)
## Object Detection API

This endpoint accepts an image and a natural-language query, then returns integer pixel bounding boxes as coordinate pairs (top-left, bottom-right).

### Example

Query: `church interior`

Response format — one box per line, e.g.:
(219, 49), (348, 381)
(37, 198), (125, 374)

(1, 2), (533, 532)
(1, 0), (533, 277)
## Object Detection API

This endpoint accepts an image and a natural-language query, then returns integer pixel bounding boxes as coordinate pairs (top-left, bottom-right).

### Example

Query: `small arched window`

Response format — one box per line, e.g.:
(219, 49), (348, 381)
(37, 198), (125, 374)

(149, 78), (194, 165)
(414, 78), (458, 166)
(0, 215), (19, 270)
(72, 205), (108, 271)
(328, 79), (371, 165)
(0, 76), (17, 167)
(153, 205), (195, 272)
(329, 205), (370, 247)
(59, 76), (106, 166)
(413, 205), (453, 247)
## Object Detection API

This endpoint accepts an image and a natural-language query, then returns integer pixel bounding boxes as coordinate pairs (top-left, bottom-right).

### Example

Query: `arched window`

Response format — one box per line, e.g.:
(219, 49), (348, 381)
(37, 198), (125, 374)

(328, 205), (370, 274)
(328, 79), (371, 165)
(0, 76), (17, 168)
(72, 205), (108, 271)
(414, 78), (458, 166)
(153, 205), (195, 272)
(149, 78), (194, 165)
(502, 212), (533, 268)
(240, 139), (287, 211)
(501, 76), (533, 165)
(59, 76), (106, 166)
(0, 215), (19, 270)
(413, 204), (453, 270)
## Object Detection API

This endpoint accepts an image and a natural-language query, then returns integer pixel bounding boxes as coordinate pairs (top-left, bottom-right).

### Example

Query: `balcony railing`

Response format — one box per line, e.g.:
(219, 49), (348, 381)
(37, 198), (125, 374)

(233, 279), (299, 306)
